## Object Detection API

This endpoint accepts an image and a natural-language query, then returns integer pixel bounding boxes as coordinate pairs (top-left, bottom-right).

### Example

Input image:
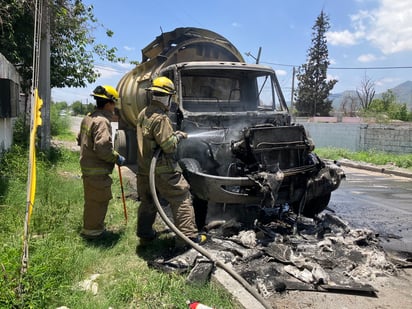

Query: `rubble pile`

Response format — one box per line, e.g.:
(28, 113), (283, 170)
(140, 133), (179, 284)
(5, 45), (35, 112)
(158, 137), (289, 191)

(149, 211), (408, 298)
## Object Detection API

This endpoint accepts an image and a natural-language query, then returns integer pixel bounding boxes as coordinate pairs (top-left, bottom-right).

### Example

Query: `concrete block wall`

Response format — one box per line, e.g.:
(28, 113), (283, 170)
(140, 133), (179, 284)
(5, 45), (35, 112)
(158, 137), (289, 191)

(362, 124), (412, 154)
(300, 123), (363, 152)
(297, 121), (412, 154)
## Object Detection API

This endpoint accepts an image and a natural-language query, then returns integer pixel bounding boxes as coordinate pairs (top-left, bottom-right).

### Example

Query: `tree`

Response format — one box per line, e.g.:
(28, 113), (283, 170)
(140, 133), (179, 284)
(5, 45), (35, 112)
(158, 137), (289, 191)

(53, 101), (68, 112)
(0, 0), (125, 93)
(71, 100), (94, 115)
(340, 93), (360, 117)
(295, 11), (337, 116)
(0, 1), (34, 93)
(369, 90), (411, 121)
(356, 75), (376, 110)
(1, 0), (127, 150)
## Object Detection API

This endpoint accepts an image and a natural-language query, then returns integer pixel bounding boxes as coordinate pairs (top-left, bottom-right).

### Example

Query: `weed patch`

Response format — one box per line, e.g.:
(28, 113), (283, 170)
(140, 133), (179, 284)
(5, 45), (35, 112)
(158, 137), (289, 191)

(316, 147), (412, 170)
(0, 145), (234, 308)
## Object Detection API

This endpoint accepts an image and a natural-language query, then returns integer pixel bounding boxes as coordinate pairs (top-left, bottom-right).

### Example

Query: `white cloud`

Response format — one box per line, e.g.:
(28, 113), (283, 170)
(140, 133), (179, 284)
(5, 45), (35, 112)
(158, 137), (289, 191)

(124, 45), (135, 51)
(117, 62), (135, 70)
(328, 0), (412, 54)
(366, 0), (412, 54)
(374, 77), (404, 91)
(232, 22), (241, 28)
(94, 63), (133, 79)
(275, 69), (287, 76)
(327, 30), (358, 46)
(52, 64), (133, 104)
(357, 53), (382, 62)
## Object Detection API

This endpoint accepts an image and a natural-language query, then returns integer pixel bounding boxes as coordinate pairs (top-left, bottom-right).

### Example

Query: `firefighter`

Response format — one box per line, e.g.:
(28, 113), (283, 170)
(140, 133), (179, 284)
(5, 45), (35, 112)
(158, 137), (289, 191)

(78, 85), (126, 240)
(136, 76), (206, 248)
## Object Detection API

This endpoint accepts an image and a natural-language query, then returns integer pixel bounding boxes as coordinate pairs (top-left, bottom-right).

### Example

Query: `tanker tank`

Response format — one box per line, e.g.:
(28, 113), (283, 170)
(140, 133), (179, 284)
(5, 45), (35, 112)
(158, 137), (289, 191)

(116, 27), (244, 131)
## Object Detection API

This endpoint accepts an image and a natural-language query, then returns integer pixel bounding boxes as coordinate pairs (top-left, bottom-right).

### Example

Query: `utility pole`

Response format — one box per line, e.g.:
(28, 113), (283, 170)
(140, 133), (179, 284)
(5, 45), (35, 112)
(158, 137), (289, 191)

(39, 0), (51, 150)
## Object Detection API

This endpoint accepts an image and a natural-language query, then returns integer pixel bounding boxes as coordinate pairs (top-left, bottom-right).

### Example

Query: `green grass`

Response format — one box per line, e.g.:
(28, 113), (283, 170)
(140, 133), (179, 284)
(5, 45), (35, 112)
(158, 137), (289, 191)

(0, 145), (234, 308)
(315, 147), (412, 170)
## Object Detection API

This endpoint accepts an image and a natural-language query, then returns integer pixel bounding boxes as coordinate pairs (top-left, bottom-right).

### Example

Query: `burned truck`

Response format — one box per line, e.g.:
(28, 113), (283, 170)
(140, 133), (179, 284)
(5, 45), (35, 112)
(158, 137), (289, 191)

(115, 27), (344, 222)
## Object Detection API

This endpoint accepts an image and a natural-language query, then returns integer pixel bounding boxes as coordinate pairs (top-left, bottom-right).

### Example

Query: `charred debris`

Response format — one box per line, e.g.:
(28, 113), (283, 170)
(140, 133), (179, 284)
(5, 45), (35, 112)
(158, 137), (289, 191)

(147, 208), (411, 300)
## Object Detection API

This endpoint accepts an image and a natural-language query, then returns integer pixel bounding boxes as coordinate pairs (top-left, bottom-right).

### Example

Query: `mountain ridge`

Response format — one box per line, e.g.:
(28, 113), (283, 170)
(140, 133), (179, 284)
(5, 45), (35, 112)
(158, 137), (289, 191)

(330, 80), (412, 111)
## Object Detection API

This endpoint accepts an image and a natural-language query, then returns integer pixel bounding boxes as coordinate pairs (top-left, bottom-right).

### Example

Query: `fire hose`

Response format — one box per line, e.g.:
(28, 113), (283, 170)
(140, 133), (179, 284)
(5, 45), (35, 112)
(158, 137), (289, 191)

(149, 148), (273, 309)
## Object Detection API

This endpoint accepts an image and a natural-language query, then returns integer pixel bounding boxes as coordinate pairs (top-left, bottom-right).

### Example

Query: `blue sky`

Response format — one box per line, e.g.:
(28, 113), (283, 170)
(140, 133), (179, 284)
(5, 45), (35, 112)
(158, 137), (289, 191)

(52, 0), (412, 104)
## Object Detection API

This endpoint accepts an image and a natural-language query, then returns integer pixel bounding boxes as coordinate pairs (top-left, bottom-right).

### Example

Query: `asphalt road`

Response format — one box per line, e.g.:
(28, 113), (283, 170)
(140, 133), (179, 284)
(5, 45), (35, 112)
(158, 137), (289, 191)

(70, 116), (118, 138)
(328, 165), (412, 253)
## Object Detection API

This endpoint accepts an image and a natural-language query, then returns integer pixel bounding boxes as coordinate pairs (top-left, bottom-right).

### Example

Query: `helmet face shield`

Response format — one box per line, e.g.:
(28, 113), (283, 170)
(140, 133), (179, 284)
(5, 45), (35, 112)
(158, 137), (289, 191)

(152, 93), (172, 108)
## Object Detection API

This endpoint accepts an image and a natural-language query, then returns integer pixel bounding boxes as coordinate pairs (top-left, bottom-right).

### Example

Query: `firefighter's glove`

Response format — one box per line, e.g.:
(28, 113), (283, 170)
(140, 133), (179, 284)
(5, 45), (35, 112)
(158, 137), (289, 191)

(175, 130), (188, 142)
(117, 154), (126, 166)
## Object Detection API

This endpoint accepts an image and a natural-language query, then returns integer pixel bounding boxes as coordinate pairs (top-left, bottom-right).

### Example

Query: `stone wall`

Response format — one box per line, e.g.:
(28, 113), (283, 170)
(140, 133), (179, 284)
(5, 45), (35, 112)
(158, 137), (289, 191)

(298, 121), (412, 154)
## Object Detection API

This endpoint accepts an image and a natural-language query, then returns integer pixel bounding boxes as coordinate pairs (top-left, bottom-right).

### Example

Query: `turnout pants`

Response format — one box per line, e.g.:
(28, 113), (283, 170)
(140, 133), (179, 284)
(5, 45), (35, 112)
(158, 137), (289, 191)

(81, 174), (113, 236)
(136, 172), (198, 239)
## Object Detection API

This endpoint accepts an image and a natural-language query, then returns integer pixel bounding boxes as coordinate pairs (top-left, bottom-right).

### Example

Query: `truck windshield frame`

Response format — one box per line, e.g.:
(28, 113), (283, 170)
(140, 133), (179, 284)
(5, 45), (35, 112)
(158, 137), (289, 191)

(178, 68), (282, 113)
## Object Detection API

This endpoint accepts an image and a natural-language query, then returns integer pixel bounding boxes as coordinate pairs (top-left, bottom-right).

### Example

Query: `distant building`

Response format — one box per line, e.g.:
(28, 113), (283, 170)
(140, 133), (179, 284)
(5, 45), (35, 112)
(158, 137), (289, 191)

(0, 53), (21, 152)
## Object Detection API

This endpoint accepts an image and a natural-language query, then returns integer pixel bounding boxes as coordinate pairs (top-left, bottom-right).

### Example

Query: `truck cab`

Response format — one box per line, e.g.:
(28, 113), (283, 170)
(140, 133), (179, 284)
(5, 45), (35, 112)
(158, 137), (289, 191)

(157, 61), (344, 221)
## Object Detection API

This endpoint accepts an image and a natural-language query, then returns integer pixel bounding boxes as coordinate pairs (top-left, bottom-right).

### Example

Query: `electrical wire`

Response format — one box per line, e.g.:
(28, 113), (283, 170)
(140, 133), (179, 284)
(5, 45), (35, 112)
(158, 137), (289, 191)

(20, 0), (43, 287)
(262, 61), (412, 70)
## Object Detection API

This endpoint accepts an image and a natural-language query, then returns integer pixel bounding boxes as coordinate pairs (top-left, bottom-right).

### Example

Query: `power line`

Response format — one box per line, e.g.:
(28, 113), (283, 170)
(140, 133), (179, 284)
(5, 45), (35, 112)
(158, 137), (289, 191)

(262, 61), (412, 70)
(329, 66), (412, 70)
(261, 61), (296, 68)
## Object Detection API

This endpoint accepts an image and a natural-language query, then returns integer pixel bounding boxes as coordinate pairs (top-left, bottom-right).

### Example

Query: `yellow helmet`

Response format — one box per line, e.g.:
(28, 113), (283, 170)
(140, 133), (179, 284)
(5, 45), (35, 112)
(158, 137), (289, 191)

(147, 76), (176, 95)
(91, 85), (119, 102)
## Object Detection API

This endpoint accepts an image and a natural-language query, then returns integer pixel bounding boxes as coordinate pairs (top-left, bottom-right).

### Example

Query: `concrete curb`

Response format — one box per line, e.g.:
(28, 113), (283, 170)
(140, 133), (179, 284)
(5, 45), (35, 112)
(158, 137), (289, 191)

(326, 159), (412, 179)
(212, 268), (267, 309)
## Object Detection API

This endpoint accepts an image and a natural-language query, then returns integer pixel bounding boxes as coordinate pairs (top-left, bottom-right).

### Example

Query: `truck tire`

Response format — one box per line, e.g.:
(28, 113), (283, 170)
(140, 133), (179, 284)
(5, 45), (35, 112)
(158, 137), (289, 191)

(126, 129), (137, 164)
(292, 192), (331, 218)
(179, 158), (202, 175)
(179, 158), (208, 230)
(114, 129), (137, 165)
(114, 129), (127, 160)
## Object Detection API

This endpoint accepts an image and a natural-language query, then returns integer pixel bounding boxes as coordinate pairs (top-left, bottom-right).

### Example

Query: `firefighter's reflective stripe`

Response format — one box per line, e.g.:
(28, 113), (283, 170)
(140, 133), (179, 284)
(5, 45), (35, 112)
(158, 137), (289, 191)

(80, 123), (91, 136)
(81, 166), (114, 175)
(160, 134), (178, 153)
